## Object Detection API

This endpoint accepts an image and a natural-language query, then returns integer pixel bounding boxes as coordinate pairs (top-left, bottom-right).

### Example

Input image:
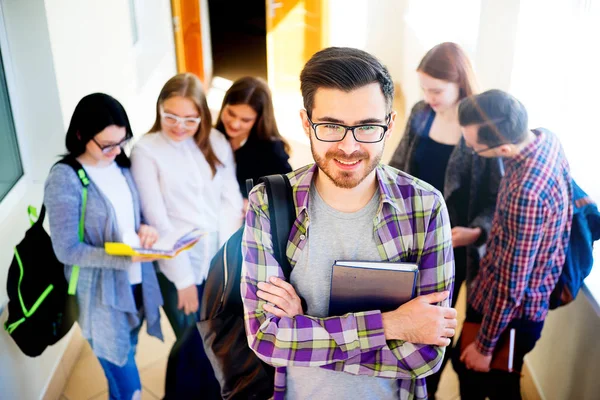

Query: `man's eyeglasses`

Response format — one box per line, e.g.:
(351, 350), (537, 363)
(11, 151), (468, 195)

(307, 114), (390, 143)
(471, 142), (510, 155)
(92, 136), (131, 155)
(160, 109), (201, 129)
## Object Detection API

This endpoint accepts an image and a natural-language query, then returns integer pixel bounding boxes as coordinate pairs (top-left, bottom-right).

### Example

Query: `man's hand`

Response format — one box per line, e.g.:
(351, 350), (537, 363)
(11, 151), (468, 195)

(451, 226), (482, 248)
(460, 342), (492, 372)
(177, 284), (199, 315)
(381, 291), (457, 346)
(138, 224), (159, 248)
(257, 276), (304, 318)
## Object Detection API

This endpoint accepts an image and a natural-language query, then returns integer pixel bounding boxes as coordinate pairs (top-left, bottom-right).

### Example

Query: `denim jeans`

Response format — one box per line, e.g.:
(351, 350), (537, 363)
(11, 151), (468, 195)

(96, 324), (142, 400)
(89, 284), (143, 400)
(92, 284), (144, 400)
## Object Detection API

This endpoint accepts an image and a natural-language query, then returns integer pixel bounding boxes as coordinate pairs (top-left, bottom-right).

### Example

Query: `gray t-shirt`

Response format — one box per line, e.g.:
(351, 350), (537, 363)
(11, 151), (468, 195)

(286, 183), (398, 399)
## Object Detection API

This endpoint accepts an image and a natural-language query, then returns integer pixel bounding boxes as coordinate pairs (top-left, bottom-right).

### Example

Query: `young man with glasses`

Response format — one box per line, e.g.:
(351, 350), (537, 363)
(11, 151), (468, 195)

(241, 47), (457, 400)
(454, 89), (573, 399)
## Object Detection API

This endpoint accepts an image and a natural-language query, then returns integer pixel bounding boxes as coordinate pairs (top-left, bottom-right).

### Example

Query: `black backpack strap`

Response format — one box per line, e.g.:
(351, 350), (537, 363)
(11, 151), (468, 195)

(57, 157), (90, 188)
(258, 175), (294, 279)
(245, 178), (254, 198)
(56, 157), (90, 295)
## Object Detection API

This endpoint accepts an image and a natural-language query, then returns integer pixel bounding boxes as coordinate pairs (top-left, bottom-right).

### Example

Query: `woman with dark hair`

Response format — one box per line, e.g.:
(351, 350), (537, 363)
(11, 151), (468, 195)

(389, 42), (503, 398)
(215, 76), (292, 198)
(130, 73), (243, 395)
(44, 93), (163, 399)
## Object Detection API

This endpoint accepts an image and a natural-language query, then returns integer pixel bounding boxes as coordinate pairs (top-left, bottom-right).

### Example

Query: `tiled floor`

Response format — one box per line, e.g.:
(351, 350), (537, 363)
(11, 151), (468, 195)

(61, 291), (464, 400)
(61, 308), (175, 400)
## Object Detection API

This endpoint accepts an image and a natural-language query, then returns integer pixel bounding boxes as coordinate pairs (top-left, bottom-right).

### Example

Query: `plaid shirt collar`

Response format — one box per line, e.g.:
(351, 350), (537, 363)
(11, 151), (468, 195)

(290, 163), (405, 219)
(506, 129), (545, 168)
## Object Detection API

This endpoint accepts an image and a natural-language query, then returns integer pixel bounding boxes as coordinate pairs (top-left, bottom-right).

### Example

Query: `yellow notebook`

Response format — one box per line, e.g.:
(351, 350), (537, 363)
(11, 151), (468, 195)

(105, 228), (205, 259)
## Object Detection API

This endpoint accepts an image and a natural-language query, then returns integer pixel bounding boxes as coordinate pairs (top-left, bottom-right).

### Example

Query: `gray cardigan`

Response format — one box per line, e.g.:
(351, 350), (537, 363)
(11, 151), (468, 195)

(44, 162), (163, 366)
(389, 101), (503, 283)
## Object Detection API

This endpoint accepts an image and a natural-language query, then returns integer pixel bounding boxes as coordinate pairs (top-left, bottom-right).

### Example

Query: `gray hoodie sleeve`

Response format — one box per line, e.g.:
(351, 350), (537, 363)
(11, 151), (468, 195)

(44, 163), (132, 270)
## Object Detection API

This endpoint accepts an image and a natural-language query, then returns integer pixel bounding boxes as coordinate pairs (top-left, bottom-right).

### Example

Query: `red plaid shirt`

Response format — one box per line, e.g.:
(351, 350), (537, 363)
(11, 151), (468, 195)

(469, 129), (573, 356)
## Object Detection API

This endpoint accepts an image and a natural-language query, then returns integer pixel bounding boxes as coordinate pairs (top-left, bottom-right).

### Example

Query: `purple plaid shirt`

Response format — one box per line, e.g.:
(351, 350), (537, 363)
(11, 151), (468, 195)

(241, 164), (455, 399)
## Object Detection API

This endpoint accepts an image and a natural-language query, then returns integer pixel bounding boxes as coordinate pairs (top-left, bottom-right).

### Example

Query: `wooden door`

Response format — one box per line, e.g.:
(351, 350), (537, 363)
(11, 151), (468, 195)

(265, 0), (328, 93)
(170, 0), (210, 85)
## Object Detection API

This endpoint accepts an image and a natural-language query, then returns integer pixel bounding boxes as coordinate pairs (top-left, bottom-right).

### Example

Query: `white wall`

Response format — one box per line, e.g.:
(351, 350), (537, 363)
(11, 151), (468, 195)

(328, 0), (485, 115)
(527, 294), (600, 400)
(0, 1), (71, 398)
(327, 0), (521, 112)
(0, 0), (176, 398)
(44, 0), (176, 137)
(200, 0), (213, 82)
(328, 0), (406, 83)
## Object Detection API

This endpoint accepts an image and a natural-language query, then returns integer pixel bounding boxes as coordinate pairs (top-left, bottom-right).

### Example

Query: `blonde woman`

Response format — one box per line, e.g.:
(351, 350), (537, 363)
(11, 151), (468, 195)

(131, 73), (243, 395)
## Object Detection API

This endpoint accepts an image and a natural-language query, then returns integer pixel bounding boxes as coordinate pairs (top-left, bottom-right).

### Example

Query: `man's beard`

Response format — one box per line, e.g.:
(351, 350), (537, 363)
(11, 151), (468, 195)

(311, 142), (382, 189)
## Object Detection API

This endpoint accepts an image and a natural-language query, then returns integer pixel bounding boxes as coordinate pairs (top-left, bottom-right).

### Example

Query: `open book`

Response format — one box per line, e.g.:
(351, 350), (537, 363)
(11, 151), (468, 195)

(328, 260), (418, 316)
(105, 228), (205, 259)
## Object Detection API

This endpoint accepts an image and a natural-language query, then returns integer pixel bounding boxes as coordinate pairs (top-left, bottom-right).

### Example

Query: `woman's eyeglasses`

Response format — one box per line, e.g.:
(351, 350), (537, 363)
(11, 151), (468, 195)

(92, 136), (131, 155)
(160, 110), (201, 129)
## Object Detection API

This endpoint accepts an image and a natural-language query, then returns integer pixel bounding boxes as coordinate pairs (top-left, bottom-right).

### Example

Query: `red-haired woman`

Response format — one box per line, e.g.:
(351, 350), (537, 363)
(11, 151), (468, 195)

(389, 42), (503, 397)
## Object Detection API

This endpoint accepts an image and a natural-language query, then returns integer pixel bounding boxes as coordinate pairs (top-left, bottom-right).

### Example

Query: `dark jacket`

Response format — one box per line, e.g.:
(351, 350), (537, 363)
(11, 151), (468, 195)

(233, 135), (292, 198)
(389, 101), (502, 283)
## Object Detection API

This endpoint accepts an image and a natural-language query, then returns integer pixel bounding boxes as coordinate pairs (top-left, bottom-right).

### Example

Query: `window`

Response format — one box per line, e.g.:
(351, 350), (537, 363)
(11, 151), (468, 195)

(0, 47), (23, 203)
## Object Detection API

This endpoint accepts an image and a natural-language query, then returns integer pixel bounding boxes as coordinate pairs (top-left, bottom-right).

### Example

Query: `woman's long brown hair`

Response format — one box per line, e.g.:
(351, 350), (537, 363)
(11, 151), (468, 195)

(148, 73), (221, 175)
(215, 76), (290, 154)
(418, 42), (479, 100)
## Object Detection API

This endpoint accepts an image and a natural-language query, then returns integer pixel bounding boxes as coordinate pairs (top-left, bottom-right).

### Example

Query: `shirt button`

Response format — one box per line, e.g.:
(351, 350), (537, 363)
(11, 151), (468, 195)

(299, 234), (306, 241)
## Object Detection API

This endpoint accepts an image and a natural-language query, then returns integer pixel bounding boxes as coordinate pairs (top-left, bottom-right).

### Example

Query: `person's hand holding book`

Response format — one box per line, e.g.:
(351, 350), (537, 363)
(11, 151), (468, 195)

(257, 276), (304, 318)
(129, 224), (161, 262)
(460, 342), (492, 372)
(381, 291), (457, 347)
(105, 227), (203, 259)
(131, 255), (160, 263)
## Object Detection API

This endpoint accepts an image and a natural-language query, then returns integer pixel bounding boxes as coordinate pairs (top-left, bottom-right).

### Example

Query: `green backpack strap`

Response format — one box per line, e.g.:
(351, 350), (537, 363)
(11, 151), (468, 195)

(58, 158), (90, 296)
(27, 206), (39, 226)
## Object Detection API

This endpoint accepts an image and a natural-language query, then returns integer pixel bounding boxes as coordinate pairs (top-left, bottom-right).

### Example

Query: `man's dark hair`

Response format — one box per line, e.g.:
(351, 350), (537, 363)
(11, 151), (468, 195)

(300, 47), (394, 117)
(458, 89), (528, 146)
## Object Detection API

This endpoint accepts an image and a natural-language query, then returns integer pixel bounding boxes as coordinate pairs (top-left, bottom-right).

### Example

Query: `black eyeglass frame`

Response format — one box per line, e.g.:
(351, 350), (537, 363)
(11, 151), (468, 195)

(307, 114), (391, 143)
(92, 136), (132, 154)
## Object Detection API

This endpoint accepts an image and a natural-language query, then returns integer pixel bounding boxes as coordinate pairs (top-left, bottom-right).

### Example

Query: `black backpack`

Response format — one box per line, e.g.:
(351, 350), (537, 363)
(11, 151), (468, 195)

(4, 157), (88, 356)
(198, 174), (295, 400)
